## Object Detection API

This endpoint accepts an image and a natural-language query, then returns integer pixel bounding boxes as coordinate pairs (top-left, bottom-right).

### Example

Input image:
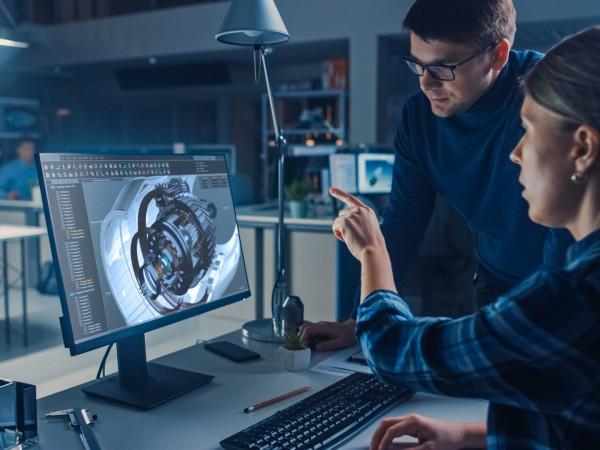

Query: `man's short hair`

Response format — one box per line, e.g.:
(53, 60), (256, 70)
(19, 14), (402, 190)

(403, 0), (517, 47)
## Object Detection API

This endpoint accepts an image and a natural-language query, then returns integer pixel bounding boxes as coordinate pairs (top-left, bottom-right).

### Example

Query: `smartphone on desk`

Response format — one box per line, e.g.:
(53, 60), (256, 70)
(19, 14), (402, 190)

(204, 341), (261, 363)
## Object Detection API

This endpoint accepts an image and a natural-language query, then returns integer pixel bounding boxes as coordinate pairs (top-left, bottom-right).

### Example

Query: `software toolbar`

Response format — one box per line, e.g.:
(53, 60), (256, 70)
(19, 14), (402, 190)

(42, 160), (172, 179)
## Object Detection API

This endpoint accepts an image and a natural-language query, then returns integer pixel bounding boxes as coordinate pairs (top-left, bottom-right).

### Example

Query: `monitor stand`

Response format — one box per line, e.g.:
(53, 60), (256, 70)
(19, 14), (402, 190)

(82, 334), (213, 409)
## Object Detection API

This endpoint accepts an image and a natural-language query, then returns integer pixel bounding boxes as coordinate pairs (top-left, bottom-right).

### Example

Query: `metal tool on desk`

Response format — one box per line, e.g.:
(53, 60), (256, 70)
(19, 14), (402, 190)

(45, 408), (100, 450)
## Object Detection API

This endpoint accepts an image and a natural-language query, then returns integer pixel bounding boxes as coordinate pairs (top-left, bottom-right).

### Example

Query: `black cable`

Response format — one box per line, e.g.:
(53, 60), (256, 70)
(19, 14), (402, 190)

(96, 343), (114, 379)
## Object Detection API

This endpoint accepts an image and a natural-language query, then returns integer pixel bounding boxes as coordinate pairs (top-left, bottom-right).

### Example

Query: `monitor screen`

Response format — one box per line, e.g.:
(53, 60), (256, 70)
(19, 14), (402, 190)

(37, 153), (250, 354)
(357, 153), (395, 194)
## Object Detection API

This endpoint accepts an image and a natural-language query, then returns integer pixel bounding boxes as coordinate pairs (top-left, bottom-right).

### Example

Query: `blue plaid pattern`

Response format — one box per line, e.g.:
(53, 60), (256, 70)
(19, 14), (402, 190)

(356, 230), (600, 449)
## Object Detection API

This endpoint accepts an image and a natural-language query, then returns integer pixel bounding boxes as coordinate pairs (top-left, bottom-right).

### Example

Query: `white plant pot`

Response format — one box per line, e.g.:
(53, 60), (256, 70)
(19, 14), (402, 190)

(279, 346), (311, 372)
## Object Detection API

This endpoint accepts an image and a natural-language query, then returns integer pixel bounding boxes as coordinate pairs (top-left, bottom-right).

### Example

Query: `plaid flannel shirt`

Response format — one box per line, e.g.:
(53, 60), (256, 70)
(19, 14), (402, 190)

(356, 230), (600, 449)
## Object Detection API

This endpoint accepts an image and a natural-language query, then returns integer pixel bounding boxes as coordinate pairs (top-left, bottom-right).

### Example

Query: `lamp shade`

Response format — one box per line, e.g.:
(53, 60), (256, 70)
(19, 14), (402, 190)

(0, 28), (28, 49)
(215, 0), (290, 46)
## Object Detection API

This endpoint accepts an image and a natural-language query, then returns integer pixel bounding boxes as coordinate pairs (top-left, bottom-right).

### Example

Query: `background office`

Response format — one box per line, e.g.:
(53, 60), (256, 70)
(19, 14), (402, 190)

(0, 0), (599, 400)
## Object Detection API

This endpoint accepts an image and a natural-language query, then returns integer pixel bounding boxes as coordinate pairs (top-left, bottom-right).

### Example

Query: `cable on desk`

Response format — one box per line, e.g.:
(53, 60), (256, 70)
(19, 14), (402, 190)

(96, 343), (114, 379)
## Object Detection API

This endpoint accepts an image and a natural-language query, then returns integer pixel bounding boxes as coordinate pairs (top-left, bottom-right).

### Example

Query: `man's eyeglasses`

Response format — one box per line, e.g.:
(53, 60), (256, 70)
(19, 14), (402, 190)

(404, 42), (498, 81)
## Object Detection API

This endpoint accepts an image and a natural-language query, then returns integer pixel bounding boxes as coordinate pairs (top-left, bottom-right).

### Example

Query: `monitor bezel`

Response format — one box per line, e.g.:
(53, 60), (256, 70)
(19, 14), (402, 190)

(36, 152), (251, 356)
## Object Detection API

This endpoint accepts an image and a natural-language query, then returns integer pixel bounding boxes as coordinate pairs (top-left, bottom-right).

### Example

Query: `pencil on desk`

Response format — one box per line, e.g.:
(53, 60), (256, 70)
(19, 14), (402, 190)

(243, 386), (310, 413)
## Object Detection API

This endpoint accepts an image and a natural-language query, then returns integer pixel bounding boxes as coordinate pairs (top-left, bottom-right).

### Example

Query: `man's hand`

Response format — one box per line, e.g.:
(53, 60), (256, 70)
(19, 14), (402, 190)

(370, 414), (487, 450)
(299, 319), (357, 351)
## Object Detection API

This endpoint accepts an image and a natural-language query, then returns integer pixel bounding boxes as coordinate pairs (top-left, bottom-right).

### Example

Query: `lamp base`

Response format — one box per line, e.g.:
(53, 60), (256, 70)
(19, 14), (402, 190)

(242, 318), (285, 343)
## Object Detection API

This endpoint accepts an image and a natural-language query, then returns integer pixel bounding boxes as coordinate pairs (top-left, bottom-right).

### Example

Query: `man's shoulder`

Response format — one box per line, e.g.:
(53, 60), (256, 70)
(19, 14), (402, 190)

(0, 159), (21, 173)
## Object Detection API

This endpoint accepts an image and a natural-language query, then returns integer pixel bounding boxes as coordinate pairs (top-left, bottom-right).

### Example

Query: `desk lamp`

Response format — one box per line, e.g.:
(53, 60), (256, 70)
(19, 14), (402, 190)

(216, 0), (290, 342)
(0, 1), (29, 49)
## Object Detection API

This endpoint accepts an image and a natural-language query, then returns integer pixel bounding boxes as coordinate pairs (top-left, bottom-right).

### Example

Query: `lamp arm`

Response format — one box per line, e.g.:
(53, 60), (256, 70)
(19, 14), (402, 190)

(260, 47), (288, 333)
(260, 46), (287, 277)
(261, 47), (283, 140)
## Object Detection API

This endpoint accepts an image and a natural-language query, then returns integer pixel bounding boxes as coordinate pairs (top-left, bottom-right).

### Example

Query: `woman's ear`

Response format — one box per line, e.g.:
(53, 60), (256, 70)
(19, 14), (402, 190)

(572, 125), (600, 174)
(491, 39), (511, 72)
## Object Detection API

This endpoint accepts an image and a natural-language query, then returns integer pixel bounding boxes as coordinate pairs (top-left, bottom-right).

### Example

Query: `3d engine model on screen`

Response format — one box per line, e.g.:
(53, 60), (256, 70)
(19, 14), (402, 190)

(131, 178), (217, 313)
(100, 175), (242, 325)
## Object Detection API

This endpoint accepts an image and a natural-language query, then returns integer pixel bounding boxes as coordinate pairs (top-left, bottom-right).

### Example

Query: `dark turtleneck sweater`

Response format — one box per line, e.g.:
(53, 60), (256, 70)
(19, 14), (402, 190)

(381, 49), (570, 289)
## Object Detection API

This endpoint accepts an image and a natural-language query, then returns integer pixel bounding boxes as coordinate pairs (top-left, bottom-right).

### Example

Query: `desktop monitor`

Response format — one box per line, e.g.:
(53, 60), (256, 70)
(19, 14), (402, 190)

(357, 153), (395, 195)
(36, 152), (251, 408)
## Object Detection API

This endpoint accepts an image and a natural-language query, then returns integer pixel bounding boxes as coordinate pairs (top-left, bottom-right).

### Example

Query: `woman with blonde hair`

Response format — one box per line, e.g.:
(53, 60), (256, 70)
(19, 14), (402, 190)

(331, 26), (600, 449)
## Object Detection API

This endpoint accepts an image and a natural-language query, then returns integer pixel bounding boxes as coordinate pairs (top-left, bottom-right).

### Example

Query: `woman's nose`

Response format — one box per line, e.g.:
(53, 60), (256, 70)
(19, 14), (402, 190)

(510, 138), (524, 165)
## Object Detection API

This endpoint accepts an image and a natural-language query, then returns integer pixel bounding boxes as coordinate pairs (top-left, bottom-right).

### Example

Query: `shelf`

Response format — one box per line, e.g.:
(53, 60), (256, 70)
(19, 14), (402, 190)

(262, 89), (347, 201)
(272, 90), (346, 99)
(287, 145), (337, 157)
(266, 128), (344, 135)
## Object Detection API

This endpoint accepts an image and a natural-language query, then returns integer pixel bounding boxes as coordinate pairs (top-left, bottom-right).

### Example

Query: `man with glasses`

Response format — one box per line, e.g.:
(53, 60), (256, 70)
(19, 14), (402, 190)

(301, 0), (571, 351)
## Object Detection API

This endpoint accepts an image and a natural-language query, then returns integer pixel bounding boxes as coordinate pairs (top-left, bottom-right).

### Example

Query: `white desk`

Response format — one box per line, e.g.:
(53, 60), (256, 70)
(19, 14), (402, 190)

(0, 199), (46, 286)
(35, 330), (487, 449)
(0, 224), (47, 345)
(0, 199), (44, 211)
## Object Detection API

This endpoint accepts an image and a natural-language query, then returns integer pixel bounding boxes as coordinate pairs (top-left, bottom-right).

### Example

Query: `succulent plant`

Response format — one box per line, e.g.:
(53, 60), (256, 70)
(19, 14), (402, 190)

(283, 329), (306, 351)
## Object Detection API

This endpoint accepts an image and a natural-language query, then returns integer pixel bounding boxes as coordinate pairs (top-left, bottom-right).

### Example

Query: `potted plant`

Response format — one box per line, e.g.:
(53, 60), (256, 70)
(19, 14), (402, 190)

(284, 179), (311, 218)
(279, 329), (311, 371)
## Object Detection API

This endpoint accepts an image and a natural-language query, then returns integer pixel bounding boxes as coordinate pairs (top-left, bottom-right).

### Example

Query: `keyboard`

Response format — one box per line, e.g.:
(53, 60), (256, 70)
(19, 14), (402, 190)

(220, 372), (413, 450)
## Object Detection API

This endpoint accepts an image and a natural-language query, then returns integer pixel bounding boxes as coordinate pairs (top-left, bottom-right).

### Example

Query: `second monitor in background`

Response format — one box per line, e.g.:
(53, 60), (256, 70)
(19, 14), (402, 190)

(357, 153), (395, 195)
(330, 153), (395, 195)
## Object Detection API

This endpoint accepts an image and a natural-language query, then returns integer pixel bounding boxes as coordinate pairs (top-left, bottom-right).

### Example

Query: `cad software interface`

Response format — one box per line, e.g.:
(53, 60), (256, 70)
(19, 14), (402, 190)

(39, 154), (249, 344)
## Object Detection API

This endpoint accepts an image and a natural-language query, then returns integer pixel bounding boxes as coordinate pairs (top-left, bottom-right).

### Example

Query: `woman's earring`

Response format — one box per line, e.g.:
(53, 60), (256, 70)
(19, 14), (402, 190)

(570, 171), (588, 184)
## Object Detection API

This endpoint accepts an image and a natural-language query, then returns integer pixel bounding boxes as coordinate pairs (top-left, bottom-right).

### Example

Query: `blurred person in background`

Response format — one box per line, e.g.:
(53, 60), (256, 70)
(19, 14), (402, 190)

(0, 137), (38, 200)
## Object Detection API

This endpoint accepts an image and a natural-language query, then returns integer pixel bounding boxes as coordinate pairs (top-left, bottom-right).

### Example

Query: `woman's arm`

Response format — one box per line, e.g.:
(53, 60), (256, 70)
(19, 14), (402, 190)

(330, 187), (598, 415)
(329, 187), (396, 298)
(360, 248), (395, 300)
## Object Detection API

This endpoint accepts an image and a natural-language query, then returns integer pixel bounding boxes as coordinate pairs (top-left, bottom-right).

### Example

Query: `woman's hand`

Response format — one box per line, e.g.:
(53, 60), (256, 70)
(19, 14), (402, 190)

(370, 414), (487, 450)
(330, 187), (386, 264)
(330, 187), (397, 299)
